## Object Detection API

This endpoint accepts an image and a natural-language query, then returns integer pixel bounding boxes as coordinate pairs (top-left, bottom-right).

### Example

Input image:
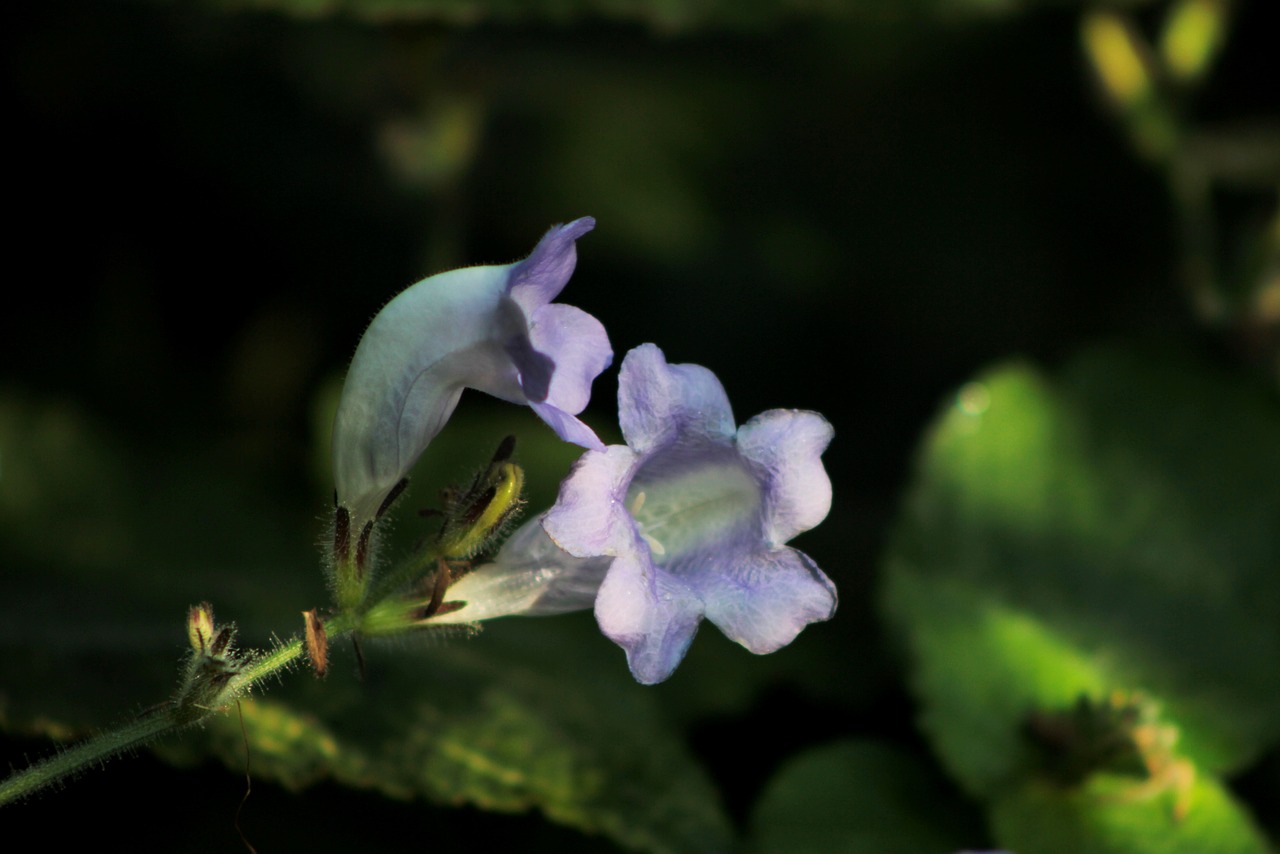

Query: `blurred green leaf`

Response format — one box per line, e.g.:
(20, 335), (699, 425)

(0, 390), (327, 731)
(881, 345), (1280, 844)
(158, 620), (734, 852)
(990, 772), (1271, 854)
(748, 739), (986, 853)
(0, 389), (133, 572)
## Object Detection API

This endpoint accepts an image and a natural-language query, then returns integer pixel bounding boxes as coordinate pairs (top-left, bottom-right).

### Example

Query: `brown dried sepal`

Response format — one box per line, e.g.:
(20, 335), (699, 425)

(303, 609), (329, 679)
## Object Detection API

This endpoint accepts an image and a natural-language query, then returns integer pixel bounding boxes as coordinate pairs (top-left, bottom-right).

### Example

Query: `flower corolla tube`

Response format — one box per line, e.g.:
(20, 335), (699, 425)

(542, 344), (836, 684)
(332, 217), (611, 529)
(425, 516), (612, 626)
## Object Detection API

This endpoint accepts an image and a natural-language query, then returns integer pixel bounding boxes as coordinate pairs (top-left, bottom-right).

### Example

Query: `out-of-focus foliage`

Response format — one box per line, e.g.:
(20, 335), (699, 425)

(749, 739), (987, 853)
(990, 772), (1270, 854)
(883, 346), (1280, 850)
(157, 625), (734, 852)
(1079, 2), (1280, 382)
(174, 0), (1161, 30)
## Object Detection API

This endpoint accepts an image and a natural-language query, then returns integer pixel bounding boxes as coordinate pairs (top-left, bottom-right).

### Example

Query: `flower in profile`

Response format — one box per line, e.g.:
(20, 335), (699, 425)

(425, 516), (612, 626)
(332, 217), (611, 531)
(542, 344), (836, 684)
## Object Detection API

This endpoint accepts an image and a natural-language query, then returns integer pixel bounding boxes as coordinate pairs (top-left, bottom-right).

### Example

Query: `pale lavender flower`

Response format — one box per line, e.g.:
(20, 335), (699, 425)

(543, 344), (836, 684)
(332, 218), (611, 529)
(425, 516), (611, 625)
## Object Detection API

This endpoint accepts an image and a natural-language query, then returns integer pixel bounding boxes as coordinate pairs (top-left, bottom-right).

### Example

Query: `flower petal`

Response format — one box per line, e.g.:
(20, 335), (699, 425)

(736, 409), (834, 546)
(542, 343), (837, 685)
(543, 445), (638, 556)
(699, 547), (836, 654)
(506, 217), (596, 312)
(332, 265), (511, 523)
(529, 303), (613, 415)
(593, 549), (704, 684)
(618, 344), (736, 454)
(518, 302), (612, 450)
(332, 220), (605, 526)
(529, 402), (606, 452)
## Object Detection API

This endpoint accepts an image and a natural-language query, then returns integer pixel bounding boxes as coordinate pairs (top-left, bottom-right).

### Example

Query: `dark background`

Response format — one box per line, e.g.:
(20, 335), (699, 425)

(3, 0), (1276, 848)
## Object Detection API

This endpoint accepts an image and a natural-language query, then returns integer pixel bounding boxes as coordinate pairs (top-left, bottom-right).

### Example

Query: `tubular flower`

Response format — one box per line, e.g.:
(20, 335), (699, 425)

(332, 217), (611, 529)
(542, 344), (836, 684)
(425, 516), (612, 625)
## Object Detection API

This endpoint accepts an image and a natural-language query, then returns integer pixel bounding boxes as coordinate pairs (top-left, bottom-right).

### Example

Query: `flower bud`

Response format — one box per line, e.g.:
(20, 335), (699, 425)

(186, 602), (216, 654)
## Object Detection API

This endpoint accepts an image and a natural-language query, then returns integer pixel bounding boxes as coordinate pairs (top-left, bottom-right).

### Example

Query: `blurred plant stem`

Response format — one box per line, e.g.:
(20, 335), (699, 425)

(1082, 0), (1279, 379)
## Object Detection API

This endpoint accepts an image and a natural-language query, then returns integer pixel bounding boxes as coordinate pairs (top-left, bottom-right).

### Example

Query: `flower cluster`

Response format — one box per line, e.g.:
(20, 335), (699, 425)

(333, 218), (836, 683)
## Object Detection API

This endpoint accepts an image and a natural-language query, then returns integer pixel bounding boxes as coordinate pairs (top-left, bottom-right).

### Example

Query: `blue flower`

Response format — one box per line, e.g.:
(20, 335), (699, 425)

(542, 344), (836, 684)
(332, 218), (612, 530)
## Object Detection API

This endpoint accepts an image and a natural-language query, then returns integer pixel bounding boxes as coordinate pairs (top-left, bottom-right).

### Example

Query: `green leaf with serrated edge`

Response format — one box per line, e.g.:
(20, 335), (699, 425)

(881, 345), (1280, 798)
(990, 773), (1270, 854)
(748, 739), (987, 854)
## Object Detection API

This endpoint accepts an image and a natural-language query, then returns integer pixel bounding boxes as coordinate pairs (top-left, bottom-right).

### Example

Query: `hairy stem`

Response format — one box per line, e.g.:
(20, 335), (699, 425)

(0, 710), (179, 805)
(0, 612), (360, 807)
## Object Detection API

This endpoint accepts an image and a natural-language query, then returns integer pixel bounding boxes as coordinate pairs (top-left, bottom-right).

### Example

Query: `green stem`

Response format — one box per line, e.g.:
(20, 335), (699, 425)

(0, 505), (483, 807)
(0, 710), (179, 805)
(0, 612), (361, 807)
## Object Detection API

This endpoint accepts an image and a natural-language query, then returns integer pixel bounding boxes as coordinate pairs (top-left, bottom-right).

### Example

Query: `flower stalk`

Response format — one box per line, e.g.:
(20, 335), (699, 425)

(0, 710), (179, 806)
(0, 434), (549, 806)
(0, 604), (385, 807)
(1, 216), (839, 808)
